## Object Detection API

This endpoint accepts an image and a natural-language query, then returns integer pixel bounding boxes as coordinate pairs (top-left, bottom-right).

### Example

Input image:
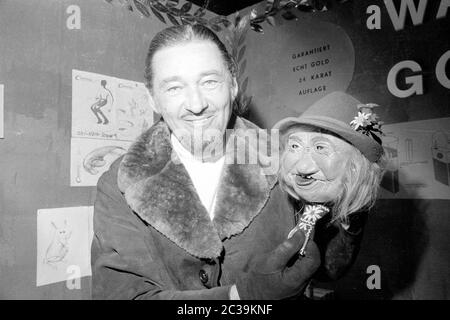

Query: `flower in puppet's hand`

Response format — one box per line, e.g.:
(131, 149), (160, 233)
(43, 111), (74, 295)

(302, 204), (329, 224)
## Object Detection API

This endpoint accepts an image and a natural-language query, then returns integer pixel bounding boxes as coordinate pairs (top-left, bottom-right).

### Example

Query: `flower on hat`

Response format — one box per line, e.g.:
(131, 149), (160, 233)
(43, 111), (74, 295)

(350, 103), (384, 144)
(350, 111), (371, 130)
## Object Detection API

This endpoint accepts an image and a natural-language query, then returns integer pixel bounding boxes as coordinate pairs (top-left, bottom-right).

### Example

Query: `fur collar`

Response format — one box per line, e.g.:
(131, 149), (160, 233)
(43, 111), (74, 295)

(117, 117), (277, 259)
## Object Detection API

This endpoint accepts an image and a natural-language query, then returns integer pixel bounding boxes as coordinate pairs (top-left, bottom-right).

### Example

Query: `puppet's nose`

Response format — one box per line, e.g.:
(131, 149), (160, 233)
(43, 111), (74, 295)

(295, 151), (319, 176)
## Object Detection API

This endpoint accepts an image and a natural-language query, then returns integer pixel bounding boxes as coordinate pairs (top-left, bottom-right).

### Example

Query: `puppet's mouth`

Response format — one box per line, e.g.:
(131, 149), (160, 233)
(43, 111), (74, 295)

(294, 174), (316, 186)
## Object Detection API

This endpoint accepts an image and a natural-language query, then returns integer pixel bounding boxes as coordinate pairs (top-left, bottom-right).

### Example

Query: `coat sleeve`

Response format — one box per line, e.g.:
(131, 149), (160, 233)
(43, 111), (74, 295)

(91, 160), (232, 300)
(312, 211), (368, 282)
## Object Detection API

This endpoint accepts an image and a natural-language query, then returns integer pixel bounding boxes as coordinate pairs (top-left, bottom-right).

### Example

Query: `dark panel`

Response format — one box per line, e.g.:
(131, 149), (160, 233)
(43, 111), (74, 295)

(186, 0), (264, 15)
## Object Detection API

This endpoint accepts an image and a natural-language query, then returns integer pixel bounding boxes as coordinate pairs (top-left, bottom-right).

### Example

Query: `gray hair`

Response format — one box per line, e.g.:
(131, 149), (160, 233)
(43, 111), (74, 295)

(331, 148), (386, 223)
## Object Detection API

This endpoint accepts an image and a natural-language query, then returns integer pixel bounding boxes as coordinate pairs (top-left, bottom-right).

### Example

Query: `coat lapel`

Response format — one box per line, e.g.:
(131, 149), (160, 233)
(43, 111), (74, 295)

(213, 118), (278, 240)
(117, 118), (277, 259)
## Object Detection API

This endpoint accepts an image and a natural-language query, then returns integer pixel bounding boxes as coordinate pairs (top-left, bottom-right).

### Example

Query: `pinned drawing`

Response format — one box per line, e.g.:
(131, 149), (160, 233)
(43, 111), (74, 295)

(71, 70), (153, 186)
(71, 138), (130, 186)
(72, 69), (153, 142)
(114, 79), (152, 140)
(37, 207), (93, 287)
(43, 220), (72, 269)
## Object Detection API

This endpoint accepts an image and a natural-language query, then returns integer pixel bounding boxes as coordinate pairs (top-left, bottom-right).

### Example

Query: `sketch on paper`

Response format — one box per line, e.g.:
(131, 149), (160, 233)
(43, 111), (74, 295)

(71, 70), (153, 187)
(43, 220), (72, 269)
(71, 137), (130, 186)
(72, 69), (153, 142)
(378, 117), (450, 200)
(36, 207), (93, 287)
(114, 78), (153, 141)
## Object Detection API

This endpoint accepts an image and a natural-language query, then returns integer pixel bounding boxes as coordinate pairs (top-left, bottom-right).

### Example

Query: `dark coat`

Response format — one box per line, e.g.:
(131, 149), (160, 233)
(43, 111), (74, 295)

(91, 117), (365, 300)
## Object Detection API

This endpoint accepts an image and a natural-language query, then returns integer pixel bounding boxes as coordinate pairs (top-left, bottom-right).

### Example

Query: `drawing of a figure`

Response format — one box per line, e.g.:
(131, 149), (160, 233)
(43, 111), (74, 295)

(90, 79), (114, 125)
(44, 220), (72, 269)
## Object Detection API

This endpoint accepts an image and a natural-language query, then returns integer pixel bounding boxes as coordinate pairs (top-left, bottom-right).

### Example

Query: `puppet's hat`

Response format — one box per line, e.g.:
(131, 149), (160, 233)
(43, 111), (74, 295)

(273, 91), (384, 162)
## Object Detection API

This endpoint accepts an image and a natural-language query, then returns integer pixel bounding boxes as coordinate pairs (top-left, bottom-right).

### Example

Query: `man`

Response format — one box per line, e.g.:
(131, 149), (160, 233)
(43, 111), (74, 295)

(91, 24), (352, 300)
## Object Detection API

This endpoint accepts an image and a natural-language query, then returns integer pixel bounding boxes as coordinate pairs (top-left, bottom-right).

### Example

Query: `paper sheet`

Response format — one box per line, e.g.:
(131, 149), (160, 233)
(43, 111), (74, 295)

(71, 69), (153, 186)
(36, 206), (93, 287)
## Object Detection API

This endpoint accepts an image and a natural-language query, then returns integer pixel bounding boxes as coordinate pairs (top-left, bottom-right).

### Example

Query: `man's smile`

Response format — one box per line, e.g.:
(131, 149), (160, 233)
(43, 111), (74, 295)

(184, 114), (215, 126)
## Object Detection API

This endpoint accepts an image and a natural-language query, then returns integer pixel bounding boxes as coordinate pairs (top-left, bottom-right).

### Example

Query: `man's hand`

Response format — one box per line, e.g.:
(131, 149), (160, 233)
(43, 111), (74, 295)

(235, 229), (321, 300)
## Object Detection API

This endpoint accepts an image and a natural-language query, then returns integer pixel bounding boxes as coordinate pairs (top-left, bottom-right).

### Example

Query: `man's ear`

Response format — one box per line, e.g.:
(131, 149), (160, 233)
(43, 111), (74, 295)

(146, 88), (160, 114)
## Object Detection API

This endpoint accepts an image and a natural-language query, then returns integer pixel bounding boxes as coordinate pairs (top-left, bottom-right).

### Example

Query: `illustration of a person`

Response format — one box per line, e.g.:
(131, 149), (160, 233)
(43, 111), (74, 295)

(90, 80), (114, 125)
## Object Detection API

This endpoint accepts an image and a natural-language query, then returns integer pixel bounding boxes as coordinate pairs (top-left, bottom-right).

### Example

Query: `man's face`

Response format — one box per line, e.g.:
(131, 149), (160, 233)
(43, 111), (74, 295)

(149, 40), (237, 160)
(281, 126), (355, 203)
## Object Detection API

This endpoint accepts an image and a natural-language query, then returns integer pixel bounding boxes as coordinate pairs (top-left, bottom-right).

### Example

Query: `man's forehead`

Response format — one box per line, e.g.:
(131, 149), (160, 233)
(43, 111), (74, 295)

(151, 40), (229, 77)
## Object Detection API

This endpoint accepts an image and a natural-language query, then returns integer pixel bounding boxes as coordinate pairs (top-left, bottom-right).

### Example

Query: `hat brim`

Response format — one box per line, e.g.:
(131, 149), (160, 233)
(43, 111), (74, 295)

(273, 116), (384, 163)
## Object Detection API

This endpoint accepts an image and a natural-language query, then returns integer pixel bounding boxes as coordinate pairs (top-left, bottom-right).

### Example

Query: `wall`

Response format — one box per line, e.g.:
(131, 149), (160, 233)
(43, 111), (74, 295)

(0, 0), (165, 299)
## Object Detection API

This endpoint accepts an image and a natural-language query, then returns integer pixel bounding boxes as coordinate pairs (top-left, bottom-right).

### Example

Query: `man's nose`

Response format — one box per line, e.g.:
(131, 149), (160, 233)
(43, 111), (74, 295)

(294, 148), (319, 175)
(185, 87), (207, 114)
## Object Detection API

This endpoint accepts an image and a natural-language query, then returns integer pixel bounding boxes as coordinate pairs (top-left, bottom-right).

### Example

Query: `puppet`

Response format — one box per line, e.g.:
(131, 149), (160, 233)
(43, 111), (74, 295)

(273, 91), (385, 279)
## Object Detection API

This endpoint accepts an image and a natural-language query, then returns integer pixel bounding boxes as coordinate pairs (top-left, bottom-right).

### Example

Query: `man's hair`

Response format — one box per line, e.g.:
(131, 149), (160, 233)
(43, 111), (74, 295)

(278, 125), (386, 223)
(144, 24), (237, 92)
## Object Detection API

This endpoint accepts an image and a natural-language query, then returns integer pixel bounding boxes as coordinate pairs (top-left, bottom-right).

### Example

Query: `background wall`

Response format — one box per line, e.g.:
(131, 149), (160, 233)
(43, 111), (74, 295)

(0, 0), (165, 299)
(0, 0), (448, 299)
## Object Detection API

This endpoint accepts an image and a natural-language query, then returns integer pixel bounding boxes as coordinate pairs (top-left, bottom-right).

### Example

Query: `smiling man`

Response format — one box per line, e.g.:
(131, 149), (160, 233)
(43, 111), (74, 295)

(91, 24), (322, 300)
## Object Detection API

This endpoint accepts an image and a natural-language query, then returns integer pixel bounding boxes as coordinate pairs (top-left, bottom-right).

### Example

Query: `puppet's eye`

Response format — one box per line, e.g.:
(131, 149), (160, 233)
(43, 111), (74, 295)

(290, 142), (301, 151)
(315, 143), (331, 155)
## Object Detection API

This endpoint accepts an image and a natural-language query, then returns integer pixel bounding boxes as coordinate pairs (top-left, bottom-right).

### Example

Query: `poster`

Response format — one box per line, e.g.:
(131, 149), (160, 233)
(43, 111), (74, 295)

(36, 206), (94, 287)
(246, 19), (355, 115)
(379, 117), (450, 200)
(71, 70), (153, 186)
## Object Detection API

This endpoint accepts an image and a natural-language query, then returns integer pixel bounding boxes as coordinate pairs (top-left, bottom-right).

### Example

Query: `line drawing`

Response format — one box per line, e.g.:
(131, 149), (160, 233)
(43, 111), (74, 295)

(43, 220), (72, 270)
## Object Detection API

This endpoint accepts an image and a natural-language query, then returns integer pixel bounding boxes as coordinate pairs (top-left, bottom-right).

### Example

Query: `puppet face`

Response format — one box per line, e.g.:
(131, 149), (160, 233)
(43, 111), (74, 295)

(280, 126), (355, 203)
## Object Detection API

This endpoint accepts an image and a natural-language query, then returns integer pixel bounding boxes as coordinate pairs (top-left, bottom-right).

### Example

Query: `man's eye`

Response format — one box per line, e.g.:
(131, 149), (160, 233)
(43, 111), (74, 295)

(202, 80), (219, 89)
(167, 86), (182, 94)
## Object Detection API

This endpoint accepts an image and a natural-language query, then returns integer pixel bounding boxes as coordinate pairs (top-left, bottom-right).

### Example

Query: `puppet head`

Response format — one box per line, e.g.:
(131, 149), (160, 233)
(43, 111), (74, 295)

(274, 91), (386, 222)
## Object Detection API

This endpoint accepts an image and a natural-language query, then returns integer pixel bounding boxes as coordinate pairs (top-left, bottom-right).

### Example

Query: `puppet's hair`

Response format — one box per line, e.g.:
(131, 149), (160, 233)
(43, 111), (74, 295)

(331, 148), (386, 223)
